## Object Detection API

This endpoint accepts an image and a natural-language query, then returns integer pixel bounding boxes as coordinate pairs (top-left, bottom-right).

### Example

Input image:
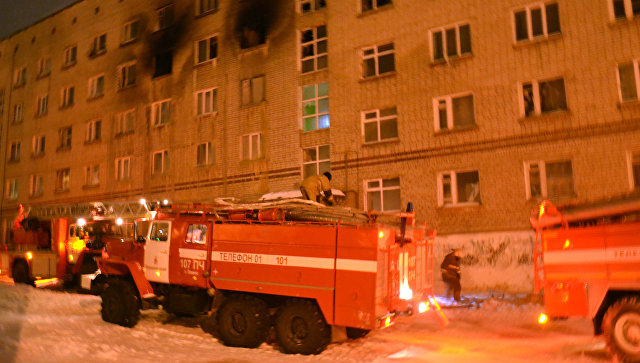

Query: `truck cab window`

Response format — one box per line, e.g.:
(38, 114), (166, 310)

(150, 221), (170, 242)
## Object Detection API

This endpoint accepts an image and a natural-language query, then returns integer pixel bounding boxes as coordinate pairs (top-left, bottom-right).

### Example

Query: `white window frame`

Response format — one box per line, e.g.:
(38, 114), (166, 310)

(241, 76), (265, 105)
(361, 42), (395, 78)
(152, 150), (169, 175)
(298, 0), (326, 14)
(302, 144), (330, 178)
(437, 170), (481, 207)
(524, 160), (574, 199)
(519, 77), (567, 117)
(363, 177), (401, 212)
(90, 33), (107, 56)
(29, 174), (43, 197)
(617, 60), (640, 102)
(85, 119), (102, 143)
(38, 57), (51, 77)
(241, 132), (263, 161)
(13, 66), (26, 87)
(361, 107), (398, 143)
(9, 141), (20, 162)
(300, 25), (328, 73)
(157, 4), (174, 30)
(6, 179), (18, 199)
(121, 19), (139, 44)
(609, 0), (640, 20)
(301, 82), (329, 131)
(58, 127), (72, 149)
(56, 168), (70, 192)
(84, 164), (100, 186)
(63, 45), (77, 67)
(61, 86), (75, 107)
(512, 2), (561, 42)
(429, 22), (472, 62)
(32, 135), (45, 156)
(116, 109), (135, 135)
(88, 74), (104, 98)
(195, 35), (218, 64)
(361, 0), (392, 13)
(115, 156), (132, 181)
(36, 94), (48, 116)
(196, 142), (214, 166)
(196, 88), (218, 116)
(627, 151), (640, 191)
(118, 62), (136, 89)
(433, 92), (476, 131)
(152, 99), (172, 126)
(197, 0), (218, 15)
(13, 103), (23, 123)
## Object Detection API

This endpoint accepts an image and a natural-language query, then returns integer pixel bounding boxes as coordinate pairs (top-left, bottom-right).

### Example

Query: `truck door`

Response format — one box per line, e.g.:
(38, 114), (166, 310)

(144, 220), (171, 284)
(175, 221), (212, 288)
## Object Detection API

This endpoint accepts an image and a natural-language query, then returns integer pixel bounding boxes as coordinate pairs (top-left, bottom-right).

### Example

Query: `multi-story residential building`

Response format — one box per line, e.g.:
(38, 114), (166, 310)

(1, 0), (640, 291)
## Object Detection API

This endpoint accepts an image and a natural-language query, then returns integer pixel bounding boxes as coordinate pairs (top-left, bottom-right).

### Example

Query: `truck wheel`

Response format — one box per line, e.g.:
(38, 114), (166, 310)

(346, 327), (370, 339)
(274, 299), (330, 355)
(217, 295), (269, 348)
(100, 279), (140, 328)
(602, 296), (640, 362)
(12, 261), (33, 286)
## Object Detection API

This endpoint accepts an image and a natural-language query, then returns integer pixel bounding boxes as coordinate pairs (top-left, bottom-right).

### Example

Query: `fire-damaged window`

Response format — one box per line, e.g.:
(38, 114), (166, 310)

(118, 62), (136, 89)
(9, 141), (20, 162)
(84, 164), (100, 186)
(521, 77), (567, 117)
(36, 94), (48, 116)
(196, 142), (214, 166)
(196, 35), (218, 64)
(362, 107), (398, 143)
(85, 119), (102, 143)
(514, 2), (561, 42)
(30, 175), (43, 197)
(32, 135), (45, 157)
(630, 151), (640, 190)
(121, 19), (139, 44)
(434, 93), (475, 132)
(58, 126), (72, 150)
(154, 51), (173, 77)
(300, 25), (327, 73)
(116, 109), (135, 135)
(362, 43), (395, 78)
(90, 33), (107, 57)
(196, 88), (218, 116)
(60, 86), (75, 108)
(63, 45), (77, 67)
(6, 179), (18, 200)
(303, 145), (330, 178)
(152, 150), (169, 175)
(240, 26), (266, 49)
(299, 0), (326, 13)
(438, 170), (481, 206)
(618, 60), (640, 102)
(115, 156), (132, 181)
(197, 0), (218, 15)
(241, 76), (265, 105)
(56, 168), (70, 192)
(152, 99), (171, 126)
(525, 160), (574, 199)
(302, 82), (329, 131)
(186, 224), (207, 244)
(612, 0), (640, 20)
(241, 132), (263, 160)
(365, 177), (401, 212)
(431, 22), (471, 62)
(13, 103), (23, 123)
(361, 0), (392, 13)
(88, 75), (104, 98)
(157, 4), (174, 30)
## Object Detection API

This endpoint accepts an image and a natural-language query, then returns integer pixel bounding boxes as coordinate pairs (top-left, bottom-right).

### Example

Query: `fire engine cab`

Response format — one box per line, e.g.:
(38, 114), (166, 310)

(531, 196), (640, 362)
(97, 201), (444, 354)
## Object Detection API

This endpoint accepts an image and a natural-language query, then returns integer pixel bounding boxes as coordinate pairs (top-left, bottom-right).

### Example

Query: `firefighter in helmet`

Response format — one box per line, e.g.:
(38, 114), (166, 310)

(300, 172), (334, 206)
(441, 247), (462, 302)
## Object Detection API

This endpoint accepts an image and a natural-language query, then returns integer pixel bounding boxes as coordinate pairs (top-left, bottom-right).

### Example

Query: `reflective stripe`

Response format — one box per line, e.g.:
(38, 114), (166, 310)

(210, 276), (334, 291)
(544, 245), (640, 264)
(336, 258), (377, 273)
(179, 248), (207, 260)
(211, 251), (376, 273)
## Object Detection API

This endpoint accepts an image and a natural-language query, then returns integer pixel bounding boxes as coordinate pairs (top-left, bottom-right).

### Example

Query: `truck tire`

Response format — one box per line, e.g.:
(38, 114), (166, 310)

(274, 299), (330, 355)
(217, 295), (269, 348)
(100, 279), (140, 328)
(12, 261), (34, 286)
(346, 327), (370, 339)
(602, 296), (640, 363)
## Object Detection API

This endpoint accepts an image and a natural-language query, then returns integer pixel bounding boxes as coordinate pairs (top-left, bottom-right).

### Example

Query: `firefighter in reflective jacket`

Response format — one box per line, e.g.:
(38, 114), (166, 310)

(300, 172), (334, 206)
(441, 248), (462, 302)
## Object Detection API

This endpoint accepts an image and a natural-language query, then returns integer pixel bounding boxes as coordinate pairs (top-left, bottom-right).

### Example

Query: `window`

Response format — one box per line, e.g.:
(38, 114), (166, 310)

(434, 93), (475, 131)
(84, 164), (100, 186)
(118, 62), (136, 89)
(152, 99), (171, 126)
(61, 86), (75, 107)
(241, 76), (265, 105)
(361, 0), (392, 12)
(240, 26), (265, 49)
(154, 51), (173, 77)
(29, 175), (43, 197)
(618, 60), (640, 102)
(197, 0), (218, 15)
(115, 156), (132, 181)
(197, 142), (214, 166)
(362, 43), (395, 78)
(85, 119), (102, 143)
(302, 82), (329, 131)
(58, 127), (72, 150)
(6, 179), (18, 200)
(612, 0), (640, 20)
(525, 160), (574, 199)
(88, 75), (104, 98)
(438, 170), (481, 206)
(186, 224), (207, 244)
(365, 177), (401, 212)
(196, 35), (218, 64)
(362, 107), (398, 143)
(157, 4), (174, 30)
(90, 33), (107, 56)
(32, 135), (45, 156)
(63, 45), (77, 67)
(521, 77), (567, 116)
(241, 133), (263, 160)
(38, 57), (51, 77)
(13, 66), (26, 87)
(121, 20), (139, 44)
(431, 23), (471, 62)
(150, 222), (170, 242)
(630, 151), (640, 190)
(300, 25), (327, 73)
(303, 145), (330, 178)
(514, 2), (561, 42)
(9, 141), (20, 162)
(115, 109), (135, 135)
(56, 168), (70, 192)
(13, 103), (23, 123)
(36, 94), (48, 116)
(299, 0), (326, 13)
(196, 88), (218, 116)
(152, 150), (169, 175)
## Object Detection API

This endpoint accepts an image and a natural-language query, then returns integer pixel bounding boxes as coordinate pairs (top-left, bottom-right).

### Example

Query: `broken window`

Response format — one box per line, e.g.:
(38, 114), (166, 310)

(618, 61), (639, 102)
(9, 141), (20, 162)
(514, 2), (560, 42)
(302, 82), (329, 131)
(29, 175), (43, 197)
(300, 25), (327, 73)
(197, 0), (218, 15)
(152, 99), (171, 126)
(152, 150), (169, 175)
(58, 126), (72, 150)
(302, 145), (330, 178)
(196, 88), (218, 115)
(362, 43), (395, 78)
(241, 76), (265, 105)
(525, 160), (574, 199)
(299, 0), (326, 14)
(118, 62), (136, 89)
(157, 4), (174, 30)
(88, 75), (104, 98)
(85, 119), (102, 143)
(13, 66), (26, 87)
(90, 33), (107, 56)
(363, 107), (398, 143)
(438, 171), (481, 206)
(631, 152), (640, 190)
(38, 57), (51, 77)
(431, 23), (471, 61)
(84, 164), (100, 186)
(241, 132), (263, 160)
(197, 142), (214, 166)
(61, 86), (75, 107)
(121, 20), (139, 44)
(63, 45), (77, 67)
(361, 0), (392, 13)
(6, 179), (18, 199)
(36, 94), (48, 116)
(32, 135), (45, 156)
(56, 168), (70, 192)
(197, 35), (218, 64)
(115, 156), (132, 180)
(434, 93), (475, 131)
(240, 26), (266, 49)
(521, 78), (566, 116)
(154, 51), (173, 77)
(365, 178), (401, 212)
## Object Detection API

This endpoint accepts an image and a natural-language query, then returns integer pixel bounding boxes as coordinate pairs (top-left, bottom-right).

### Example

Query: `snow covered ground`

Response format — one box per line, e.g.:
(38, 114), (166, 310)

(0, 281), (610, 363)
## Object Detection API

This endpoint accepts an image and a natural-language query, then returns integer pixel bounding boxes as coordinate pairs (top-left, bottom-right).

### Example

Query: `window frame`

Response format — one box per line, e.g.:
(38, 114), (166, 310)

(429, 22), (472, 62)
(433, 92), (476, 132)
(29, 174), (43, 197)
(299, 25), (328, 74)
(195, 88), (218, 116)
(13, 66), (26, 87)
(627, 150), (640, 191)
(9, 141), (21, 162)
(152, 150), (169, 175)
(58, 126), (72, 150)
(36, 94), (48, 116)
(90, 33), (107, 57)
(38, 57), (51, 77)
(121, 19), (140, 44)
(617, 59), (640, 102)
(32, 135), (46, 157)
(196, 0), (218, 15)
(298, 0), (326, 14)
(152, 99), (172, 126)
(185, 224), (207, 244)
(360, 0), (392, 13)
(60, 85), (75, 108)
(301, 82), (329, 131)
(115, 109), (135, 136)
(512, 2), (561, 43)
(63, 45), (77, 67)
(84, 164), (100, 187)
(519, 77), (567, 117)
(524, 160), (575, 199)
(363, 177), (402, 212)
(157, 4), (175, 31)
(609, 0), (640, 21)
(196, 141), (214, 167)
(12, 103), (23, 123)
(55, 168), (71, 192)
(241, 76), (265, 105)
(195, 34), (218, 65)
(361, 42), (395, 78)
(302, 144), (330, 178)
(118, 61), (136, 89)
(361, 107), (399, 143)
(115, 156), (132, 181)
(241, 132), (263, 161)
(6, 179), (18, 199)
(85, 119), (102, 143)
(88, 74), (105, 99)
(437, 170), (482, 207)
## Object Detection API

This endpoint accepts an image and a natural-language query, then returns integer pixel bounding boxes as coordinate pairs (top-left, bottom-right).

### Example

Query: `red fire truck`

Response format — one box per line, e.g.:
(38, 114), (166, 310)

(531, 196), (640, 362)
(96, 201), (445, 354)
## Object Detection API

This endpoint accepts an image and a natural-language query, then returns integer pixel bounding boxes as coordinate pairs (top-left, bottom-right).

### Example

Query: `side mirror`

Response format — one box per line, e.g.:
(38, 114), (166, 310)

(136, 236), (146, 244)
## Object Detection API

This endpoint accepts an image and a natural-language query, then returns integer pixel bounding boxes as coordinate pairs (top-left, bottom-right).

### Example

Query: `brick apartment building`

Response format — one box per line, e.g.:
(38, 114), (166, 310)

(1, 0), (640, 289)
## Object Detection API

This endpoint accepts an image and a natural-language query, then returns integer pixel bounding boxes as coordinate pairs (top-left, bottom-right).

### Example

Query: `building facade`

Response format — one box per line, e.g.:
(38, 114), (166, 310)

(1, 0), (640, 290)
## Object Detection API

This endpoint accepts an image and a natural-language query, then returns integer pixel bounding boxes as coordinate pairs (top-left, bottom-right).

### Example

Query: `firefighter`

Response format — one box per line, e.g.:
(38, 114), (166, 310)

(300, 172), (334, 206)
(441, 247), (462, 302)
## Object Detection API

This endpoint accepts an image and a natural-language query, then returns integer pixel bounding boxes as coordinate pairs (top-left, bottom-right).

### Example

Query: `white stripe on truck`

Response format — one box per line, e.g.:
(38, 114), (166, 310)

(210, 251), (377, 273)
